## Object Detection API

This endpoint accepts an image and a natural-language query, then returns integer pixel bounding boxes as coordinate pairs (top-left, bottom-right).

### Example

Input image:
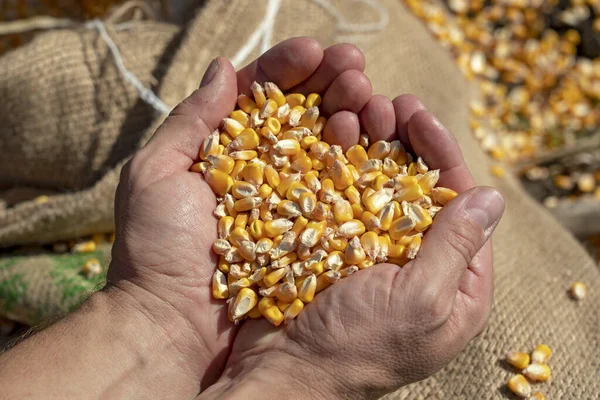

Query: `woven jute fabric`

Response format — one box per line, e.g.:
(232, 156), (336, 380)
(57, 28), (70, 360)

(0, 0), (598, 397)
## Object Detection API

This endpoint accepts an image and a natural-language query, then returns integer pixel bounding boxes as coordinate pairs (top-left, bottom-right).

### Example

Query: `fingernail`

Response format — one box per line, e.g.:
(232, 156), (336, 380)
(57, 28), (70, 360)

(464, 188), (505, 236)
(200, 58), (219, 88)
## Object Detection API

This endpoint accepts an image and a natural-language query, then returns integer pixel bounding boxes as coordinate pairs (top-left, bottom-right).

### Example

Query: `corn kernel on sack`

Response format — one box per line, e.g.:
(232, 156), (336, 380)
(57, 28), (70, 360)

(0, 0), (598, 398)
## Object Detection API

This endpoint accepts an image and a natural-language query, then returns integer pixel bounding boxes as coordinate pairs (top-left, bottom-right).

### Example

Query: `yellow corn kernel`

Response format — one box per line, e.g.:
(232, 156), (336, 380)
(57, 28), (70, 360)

(211, 269), (229, 299)
(251, 81), (267, 107)
(259, 164), (277, 187)
(234, 197), (262, 212)
(570, 281), (587, 300)
(318, 178), (336, 203)
(324, 145), (345, 169)
(330, 160), (353, 190)
(361, 211), (381, 231)
(301, 135), (319, 150)
(231, 181), (258, 199)
(217, 216), (234, 239)
(230, 109), (250, 127)
(287, 105), (306, 127)
(344, 186), (361, 205)
(231, 128), (260, 151)
(371, 174), (390, 191)
(522, 363), (551, 382)
(389, 216), (416, 240)
(230, 150), (258, 161)
(223, 118), (246, 138)
(257, 183), (273, 199)
(245, 303), (261, 318)
(234, 213), (249, 229)
(396, 147), (409, 165)
(229, 160), (246, 180)
(407, 203), (433, 232)
(309, 140), (330, 160)
(229, 227), (251, 247)
(345, 236), (367, 264)
(508, 374), (531, 398)
(304, 171), (321, 193)
(333, 199), (354, 224)
(81, 258), (102, 278)
(262, 210), (290, 229)
(418, 170), (440, 194)
(286, 93), (306, 108)
(241, 163), (264, 186)
(491, 165), (506, 178)
(297, 274), (317, 302)
(431, 187), (458, 205)
(272, 252), (298, 269)
(298, 191), (317, 218)
(316, 270), (341, 292)
(276, 299), (291, 313)
(286, 182), (311, 202)
(351, 203), (365, 219)
(289, 155), (311, 173)
(274, 139), (301, 156)
(388, 141), (402, 160)
(258, 297), (277, 315)
(306, 260), (325, 275)
(360, 231), (380, 260)
(388, 244), (406, 259)
(237, 94), (257, 114)
(255, 237), (273, 254)
(246, 219), (264, 240)
(190, 162), (210, 174)
(218, 256), (230, 274)
(377, 235), (390, 261)
(378, 202), (395, 231)
(231, 288), (258, 321)
(216, 144), (225, 156)
(313, 202), (331, 221)
(263, 268), (288, 288)
(357, 259), (374, 269)
(506, 351), (530, 370)
(347, 145), (368, 167)
(328, 236), (348, 251)
(337, 219), (366, 238)
(275, 282), (298, 303)
(394, 184), (423, 202)
(528, 393), (546, 400)
(531, 344), (552, 364)
(284, 298), (304, 324)
(406, 235), (421, 259)
(263, 305), (285, 326)
(299, 106), (318, 130)
(367, 140), (391, 160)
(264, 116), (281, 134)
(305, 93), (322, 108)
(264, 82), (286, 106)
(299, 220), (327, 247)
(260, 99), (279, 118)
(364, 188), (394, 215)
(199, 130), (219, 160)
(276, 200), (302, 218)
(207, 154), (235, 174)
(205, 169), (233, 196)
(382, 158), (400, 178)
(361, 187), (376, 204)
(312, 116), (326, 136)
(407, 162), (418, 176)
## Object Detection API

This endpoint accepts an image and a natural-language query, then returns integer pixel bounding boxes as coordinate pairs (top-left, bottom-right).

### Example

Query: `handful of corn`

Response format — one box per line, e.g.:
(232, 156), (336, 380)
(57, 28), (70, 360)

(195, 81), (458, 325)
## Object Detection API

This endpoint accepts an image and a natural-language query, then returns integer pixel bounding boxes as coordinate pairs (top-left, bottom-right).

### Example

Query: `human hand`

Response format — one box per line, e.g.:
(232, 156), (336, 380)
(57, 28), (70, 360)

(198, 98), (505, 398)
(106, 37), (371, 391)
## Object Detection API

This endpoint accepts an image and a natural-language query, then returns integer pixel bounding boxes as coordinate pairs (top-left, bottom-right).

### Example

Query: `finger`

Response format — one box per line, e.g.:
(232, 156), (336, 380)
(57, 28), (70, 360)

(132, 57), (237, 187)
(391, 94), (426, 152)
(359, 95), (396, 142)
(236, 37), (323, 94)
(322, 70), (372, 116)
(406, 110), (476, 192)
(407, 187), (504, 303)
(291, 43), (365, 95)
(322, 111), (360, 151)
(457, 240), (494, 321)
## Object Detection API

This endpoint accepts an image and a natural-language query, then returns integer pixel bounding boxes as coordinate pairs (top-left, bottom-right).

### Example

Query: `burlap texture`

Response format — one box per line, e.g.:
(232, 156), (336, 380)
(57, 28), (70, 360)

(0, 21), (179, 245)
(0, 0), (598, 397)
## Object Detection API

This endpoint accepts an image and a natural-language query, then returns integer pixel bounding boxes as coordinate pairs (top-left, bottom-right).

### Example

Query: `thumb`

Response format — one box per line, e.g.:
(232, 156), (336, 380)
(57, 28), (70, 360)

(131, 57), (238, 187)
(409, 187), (504, 301)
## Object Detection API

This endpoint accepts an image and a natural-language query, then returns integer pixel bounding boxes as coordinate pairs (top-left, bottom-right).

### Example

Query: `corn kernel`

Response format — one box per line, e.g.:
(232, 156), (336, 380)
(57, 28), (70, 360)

(506, 351), (530, 370)
(507, 374), (531, 398)
(570, 281), (587, 300)
(531, 344), (552, 364)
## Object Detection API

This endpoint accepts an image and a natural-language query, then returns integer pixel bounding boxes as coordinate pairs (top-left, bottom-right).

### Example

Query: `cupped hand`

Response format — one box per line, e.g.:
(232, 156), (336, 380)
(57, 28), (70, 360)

(199, 95), (505, 398)
(106, 37), (370, 391)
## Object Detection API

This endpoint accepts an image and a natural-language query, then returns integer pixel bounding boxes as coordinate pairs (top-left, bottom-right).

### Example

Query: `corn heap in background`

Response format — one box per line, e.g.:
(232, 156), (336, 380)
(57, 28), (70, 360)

(404, 0), (600, 166)
(195, 82), (458, 326)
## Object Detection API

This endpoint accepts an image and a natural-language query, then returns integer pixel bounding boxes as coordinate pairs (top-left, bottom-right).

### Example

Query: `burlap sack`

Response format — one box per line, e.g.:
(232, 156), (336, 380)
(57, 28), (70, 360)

(0, 21), (179, 246)
(0, 0), (598, 397)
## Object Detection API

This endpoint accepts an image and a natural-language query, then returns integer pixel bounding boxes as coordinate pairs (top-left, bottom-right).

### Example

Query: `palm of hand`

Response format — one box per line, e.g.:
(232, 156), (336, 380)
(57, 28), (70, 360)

(109, 38), (502, 396)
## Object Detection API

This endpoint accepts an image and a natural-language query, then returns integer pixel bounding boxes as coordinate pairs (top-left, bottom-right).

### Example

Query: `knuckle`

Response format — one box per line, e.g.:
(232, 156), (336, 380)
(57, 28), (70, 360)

(442, 218), (481, 266)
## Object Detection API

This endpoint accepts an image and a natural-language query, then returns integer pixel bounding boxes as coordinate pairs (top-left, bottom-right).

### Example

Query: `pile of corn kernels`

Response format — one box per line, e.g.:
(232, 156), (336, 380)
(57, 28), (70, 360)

(506, 344), (553, 399)
(196, 82), (457, 325)
(403, 0), (600, 166)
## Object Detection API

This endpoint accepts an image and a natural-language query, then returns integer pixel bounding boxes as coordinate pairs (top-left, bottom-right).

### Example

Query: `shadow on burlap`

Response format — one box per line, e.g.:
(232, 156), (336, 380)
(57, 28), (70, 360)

(0, 1), (598, 398)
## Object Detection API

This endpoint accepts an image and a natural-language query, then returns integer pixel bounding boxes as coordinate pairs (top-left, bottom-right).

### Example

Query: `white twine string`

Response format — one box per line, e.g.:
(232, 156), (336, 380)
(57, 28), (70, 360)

(231, 0), (389, 69)
(85, 19), (171, 115)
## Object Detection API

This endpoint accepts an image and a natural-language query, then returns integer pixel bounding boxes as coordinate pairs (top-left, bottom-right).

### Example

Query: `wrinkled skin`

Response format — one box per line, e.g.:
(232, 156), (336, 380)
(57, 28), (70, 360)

(108, 38), (505, 399)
